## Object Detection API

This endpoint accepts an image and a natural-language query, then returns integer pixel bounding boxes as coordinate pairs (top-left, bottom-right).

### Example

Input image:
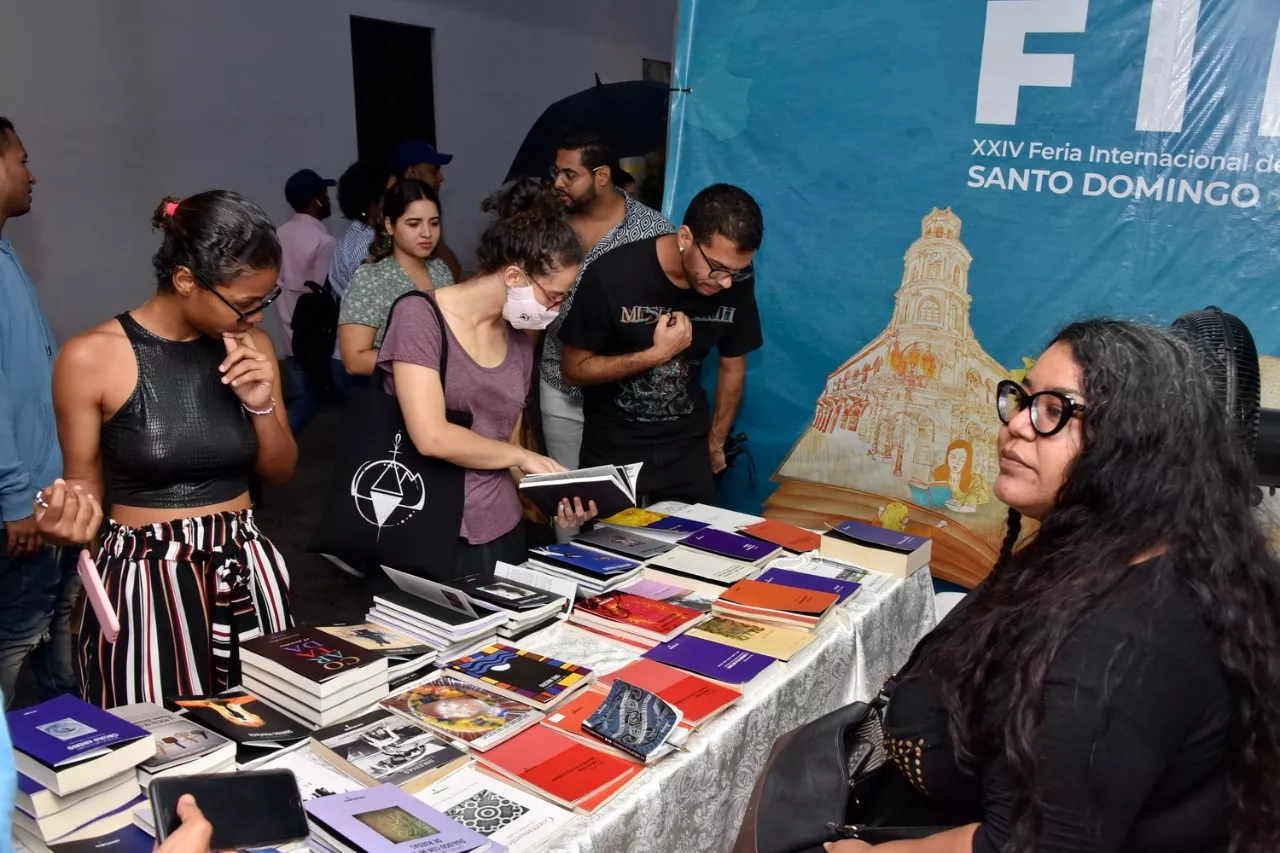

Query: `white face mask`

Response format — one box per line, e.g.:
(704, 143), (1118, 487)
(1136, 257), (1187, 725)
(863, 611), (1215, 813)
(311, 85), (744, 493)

(502, 281), (560, 330)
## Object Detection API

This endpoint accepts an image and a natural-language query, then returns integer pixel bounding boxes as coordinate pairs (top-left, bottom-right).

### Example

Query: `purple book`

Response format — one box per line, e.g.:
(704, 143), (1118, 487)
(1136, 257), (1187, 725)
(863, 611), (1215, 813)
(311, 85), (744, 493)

(306, 783), (494, 853)
(829, 519), (928, 553)
(7, 694), (149, 768)
(642, 634), (776, 685)
(678, 527), (779, 562)
(757, 568), (862, 603)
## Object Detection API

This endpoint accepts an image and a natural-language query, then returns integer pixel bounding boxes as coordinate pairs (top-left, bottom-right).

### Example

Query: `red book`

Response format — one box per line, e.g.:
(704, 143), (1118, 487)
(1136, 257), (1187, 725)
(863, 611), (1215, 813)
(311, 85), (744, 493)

(714, 578), (839, 630)
(474, 725), (643, 810)
(541, 688), (692, 762)
(597, 659), (740, 728)
(741, 519), (822, 553)
(569, 591), (706, 642)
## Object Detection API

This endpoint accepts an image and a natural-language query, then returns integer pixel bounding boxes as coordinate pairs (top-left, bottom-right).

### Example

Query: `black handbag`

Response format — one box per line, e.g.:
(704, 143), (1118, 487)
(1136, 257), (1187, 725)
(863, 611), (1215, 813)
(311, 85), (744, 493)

(733, 687), (952, 853)
(308, 290), (472, 579)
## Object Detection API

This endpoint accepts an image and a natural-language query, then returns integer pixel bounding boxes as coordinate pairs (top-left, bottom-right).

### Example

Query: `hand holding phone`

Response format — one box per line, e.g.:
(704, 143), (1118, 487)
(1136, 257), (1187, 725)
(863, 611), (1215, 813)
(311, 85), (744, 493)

(158, 795), (213, 853)
(151, 770), (308, 851)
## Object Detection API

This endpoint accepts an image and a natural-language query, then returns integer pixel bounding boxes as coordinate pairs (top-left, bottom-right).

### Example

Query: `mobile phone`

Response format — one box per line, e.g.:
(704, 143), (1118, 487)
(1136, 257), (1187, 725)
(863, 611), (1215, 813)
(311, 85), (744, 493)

(77, 549), (119, 643)
(150, 769), (308, 850)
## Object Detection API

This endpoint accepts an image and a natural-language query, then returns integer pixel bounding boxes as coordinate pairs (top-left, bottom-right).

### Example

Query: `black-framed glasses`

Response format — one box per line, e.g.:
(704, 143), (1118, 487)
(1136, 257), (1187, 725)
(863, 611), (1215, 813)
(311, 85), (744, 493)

(694, 241), (754, 284)
(193, 270), (282, 321)
(548, 165), (603, 183)
(996, 379), (1088, 437)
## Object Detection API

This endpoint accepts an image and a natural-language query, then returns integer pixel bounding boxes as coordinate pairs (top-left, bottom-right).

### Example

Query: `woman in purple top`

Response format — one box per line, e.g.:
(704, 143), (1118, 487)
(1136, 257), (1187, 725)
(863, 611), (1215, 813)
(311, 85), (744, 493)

(377, 180), (596, 576)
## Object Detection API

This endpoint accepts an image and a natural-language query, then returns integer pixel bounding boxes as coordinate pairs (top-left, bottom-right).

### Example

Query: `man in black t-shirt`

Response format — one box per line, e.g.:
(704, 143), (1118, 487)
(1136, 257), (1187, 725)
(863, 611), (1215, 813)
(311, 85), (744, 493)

(558, 184), (764, 506)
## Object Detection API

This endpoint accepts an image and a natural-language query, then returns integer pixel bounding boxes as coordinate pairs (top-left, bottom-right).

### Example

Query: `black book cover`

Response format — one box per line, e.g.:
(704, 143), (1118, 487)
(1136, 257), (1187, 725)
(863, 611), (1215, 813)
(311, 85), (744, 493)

(455, 573), (562, 611)
(519, 478), (635, 520)
(171, 691), (309, 744)
(574, 527), (674, 560)
(239, 627), (377, 684)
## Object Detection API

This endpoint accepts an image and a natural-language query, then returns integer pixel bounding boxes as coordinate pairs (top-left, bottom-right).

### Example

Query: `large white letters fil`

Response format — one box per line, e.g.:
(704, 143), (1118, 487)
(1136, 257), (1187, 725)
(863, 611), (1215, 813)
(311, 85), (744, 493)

(975, 0), (1090, 125)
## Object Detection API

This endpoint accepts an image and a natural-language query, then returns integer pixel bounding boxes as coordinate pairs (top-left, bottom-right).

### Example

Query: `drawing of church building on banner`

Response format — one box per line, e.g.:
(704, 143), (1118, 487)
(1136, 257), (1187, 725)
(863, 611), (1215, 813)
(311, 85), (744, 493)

(771, 208), (1014, 586)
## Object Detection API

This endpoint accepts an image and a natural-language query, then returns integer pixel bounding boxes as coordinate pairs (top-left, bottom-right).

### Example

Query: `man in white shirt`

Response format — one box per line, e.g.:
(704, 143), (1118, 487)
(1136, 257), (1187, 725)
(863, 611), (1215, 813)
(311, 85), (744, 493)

(277, 168), (336, 434)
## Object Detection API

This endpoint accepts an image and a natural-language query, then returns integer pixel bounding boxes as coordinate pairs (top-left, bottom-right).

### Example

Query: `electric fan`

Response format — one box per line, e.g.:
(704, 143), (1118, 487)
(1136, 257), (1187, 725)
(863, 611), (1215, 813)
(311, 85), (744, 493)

(1171, 306), (1280, 491)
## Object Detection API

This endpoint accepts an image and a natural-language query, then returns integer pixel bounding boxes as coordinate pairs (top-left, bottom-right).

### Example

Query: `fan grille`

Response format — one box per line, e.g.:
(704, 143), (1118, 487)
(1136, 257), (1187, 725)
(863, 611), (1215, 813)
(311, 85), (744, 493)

(1171, 306), (1261, 458)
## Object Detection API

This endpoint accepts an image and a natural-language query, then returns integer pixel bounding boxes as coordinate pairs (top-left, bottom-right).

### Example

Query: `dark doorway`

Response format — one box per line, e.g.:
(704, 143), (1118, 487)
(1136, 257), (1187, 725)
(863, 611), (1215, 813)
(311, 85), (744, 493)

(350, 16), (436, 162)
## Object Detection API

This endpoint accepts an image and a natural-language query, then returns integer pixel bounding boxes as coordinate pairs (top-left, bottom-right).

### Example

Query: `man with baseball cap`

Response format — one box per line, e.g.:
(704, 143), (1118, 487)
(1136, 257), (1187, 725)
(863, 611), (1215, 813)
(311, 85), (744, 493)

(393, 139), (461, 279)
(277, 168), (336, 434)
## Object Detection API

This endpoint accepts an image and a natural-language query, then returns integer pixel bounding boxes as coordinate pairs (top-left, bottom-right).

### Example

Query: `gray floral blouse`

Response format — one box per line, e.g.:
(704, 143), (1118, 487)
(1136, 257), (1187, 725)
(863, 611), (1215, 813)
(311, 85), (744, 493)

(338, 255), (456, 347)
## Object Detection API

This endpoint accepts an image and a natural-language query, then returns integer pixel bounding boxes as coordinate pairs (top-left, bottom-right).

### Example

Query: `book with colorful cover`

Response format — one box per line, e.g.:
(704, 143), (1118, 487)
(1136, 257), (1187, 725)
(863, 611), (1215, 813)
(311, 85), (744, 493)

(677, 527), (781, 564)
(581, 680), (682, 764)
(756, 567), (862, 604)
(740, 519), (822, 553)
(444, 644), (594, 711)
(239, 627), (387, 692)
(688, 616), (816, 661)
(597, 659), (741, 728)
(572, 527), (674, 561)
(8, 695), (156, 796)
(641, 634), (778, 686)
(306, 784), (493, 853)
(380, 675), (543, 752)
(622, 578), (716, 614)
(601, 507), (709, 535)
(473, 725), (642, 810)
(418, 764), (577, 853)
(315, 623), (434, 658)
(569, 591), (707, 642)
(527, 544), (641, 578)
(171, 691), (309, 746)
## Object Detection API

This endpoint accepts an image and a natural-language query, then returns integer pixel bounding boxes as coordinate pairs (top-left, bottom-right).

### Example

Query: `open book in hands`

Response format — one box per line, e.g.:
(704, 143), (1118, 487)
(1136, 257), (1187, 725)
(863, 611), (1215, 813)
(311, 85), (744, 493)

(519, 463), (643, 520)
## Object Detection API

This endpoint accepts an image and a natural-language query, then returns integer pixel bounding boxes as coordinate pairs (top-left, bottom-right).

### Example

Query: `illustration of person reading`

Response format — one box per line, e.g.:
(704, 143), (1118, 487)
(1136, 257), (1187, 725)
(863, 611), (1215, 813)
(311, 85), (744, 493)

(908, 438), (990, 513)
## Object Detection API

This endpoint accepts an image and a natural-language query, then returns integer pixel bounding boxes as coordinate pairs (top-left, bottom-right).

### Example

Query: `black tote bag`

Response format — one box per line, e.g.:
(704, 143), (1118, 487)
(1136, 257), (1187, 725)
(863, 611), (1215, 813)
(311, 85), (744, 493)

(309, 290), (471, 578)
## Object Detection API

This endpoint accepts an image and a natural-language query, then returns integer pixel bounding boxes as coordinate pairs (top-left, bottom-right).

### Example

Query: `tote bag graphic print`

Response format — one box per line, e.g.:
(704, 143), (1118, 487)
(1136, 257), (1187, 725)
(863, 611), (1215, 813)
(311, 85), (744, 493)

(352, 432), (427, 535)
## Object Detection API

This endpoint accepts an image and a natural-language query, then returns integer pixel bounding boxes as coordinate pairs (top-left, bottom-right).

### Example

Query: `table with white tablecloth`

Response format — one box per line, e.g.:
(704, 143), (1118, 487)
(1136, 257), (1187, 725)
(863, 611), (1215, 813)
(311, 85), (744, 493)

(518, 559), (937, 853)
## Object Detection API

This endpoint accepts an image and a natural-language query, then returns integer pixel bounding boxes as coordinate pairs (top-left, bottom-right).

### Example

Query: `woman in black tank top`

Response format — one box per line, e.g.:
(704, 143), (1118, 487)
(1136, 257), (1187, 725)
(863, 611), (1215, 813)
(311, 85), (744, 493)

(35, 191), (298, 708)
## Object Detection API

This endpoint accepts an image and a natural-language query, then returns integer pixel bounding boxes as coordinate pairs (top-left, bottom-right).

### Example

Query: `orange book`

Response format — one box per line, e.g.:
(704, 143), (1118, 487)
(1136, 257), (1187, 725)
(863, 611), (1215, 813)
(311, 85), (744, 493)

(474, 724), (642, 810)
(715, 578), (840, 630)
(741, 520), (821, 553)
(597, 659), (740, 728)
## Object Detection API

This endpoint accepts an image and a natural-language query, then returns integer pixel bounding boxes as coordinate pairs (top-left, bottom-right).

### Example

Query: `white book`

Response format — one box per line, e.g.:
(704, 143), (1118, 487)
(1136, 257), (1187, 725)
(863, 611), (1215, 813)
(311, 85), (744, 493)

(252, 747), (364, 801)
(367, 607), (501, 652)
(417, 764), (576, 853)
(108, 702), (235, 784)
(12, 774), (140, 842)
(243, 675), (388, 729)
(671, 503), (764, 529)
(139, 742), (236, 786)
(13, 792), (144, 844)
(14, 770), (136, 820)
(644, 546), (759, 585)
(243, 662), (388, 711)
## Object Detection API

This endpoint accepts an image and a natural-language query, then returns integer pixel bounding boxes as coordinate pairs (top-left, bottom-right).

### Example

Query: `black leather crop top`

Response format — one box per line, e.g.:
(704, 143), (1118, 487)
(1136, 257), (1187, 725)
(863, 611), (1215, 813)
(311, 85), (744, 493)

(101, 313), (258, 509)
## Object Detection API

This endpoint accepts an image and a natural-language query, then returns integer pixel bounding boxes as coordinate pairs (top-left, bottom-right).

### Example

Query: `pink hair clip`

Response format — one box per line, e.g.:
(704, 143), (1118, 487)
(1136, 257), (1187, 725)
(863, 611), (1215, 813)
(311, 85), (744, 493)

(165, 201), (179, 217)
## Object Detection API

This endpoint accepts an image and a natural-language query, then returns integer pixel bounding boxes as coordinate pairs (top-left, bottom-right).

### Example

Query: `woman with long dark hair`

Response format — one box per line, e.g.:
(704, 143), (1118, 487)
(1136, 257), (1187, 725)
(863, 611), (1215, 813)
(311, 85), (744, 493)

(830, 319), (1280, 852)
(36, 191), (296, 707)
(337, 179), (454, 377)
(377, 179), (594, 577)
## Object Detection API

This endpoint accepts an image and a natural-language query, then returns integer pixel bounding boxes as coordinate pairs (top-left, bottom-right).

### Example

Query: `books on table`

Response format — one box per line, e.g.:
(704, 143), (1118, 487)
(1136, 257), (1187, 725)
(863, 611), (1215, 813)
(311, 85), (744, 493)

(572, 526), (673, 561)
(455, 573), (568, 640)
(597, 659), (741, 730)
(517, 463), (642, 520)
(756, 567), (862, 604)
(171, 691), (310, 766)
(581, 679), (683, 765)
(13, 771), (140, 844)
(14, 822), (153, 853)
(443, 644), (594, 712)
(7, 694), (157, 796)
(315, 622), (438, 679)
(13, 790), (146, 845)
(641, 634), (778, 687)
(819, 518), (932, 578)
(540, 688), (688, 761)
(417, 763), (577, 853)
(677, 527), (781, 567)
(740, 519), (822, 553)
(687, 615), (816, 661)
(622, 577), (716, 614)
(381, 673), (543, 752)
(107, 703), (235, 785)
(241, 626), (389, 696)
(525, 544), (644, 597)
(598, 507), (710, 541)
(642, 546), (758, 587)
(569, 591), (707, 643)
(472, 724), (643, 813)
(713, 578), (840, 632)
(306, 784), (494, 853)
(310, 709), (470, 794)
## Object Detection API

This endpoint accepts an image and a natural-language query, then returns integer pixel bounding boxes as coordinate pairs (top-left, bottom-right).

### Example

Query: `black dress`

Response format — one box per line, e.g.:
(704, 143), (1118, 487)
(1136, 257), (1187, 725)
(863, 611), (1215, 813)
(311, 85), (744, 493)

(872, 558), (1230, 852)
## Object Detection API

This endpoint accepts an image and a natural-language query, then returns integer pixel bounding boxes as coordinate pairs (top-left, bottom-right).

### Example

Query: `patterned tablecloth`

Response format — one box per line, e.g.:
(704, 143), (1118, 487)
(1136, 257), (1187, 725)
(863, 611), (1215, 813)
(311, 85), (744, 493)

(522, 562), (937, 853)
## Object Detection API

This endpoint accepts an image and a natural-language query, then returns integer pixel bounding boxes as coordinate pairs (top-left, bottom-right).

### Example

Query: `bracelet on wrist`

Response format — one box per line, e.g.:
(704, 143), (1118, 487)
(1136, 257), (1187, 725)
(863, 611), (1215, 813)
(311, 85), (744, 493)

(243, 397), (277, 416)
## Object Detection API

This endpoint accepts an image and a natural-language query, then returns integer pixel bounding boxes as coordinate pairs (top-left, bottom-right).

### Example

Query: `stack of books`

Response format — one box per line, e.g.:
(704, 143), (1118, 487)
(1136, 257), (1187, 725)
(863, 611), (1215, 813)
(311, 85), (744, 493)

(568, 590), (707, 648)
(525, 543), (644, 597)
(640, 633), (778, 688)
(573, 526), (673, 561)
(315, 622), (437, 684)
(306, 784), (495, 853)
(441, 643), (595, 711)
(642, 545), (758, 587)
(109, 703), (235, 785)
(8, 695), (155, 847)
(455, 573), (569, 641)
(381, 672), (543, 752)
(712, 578), (840, 632)
(677, 527), (782, 568)
(597, 507), (710, 542)
(309, 709), (469, 794)
(239, 627), (390, 728)
(818, 518), (932, 578)
(597, 659), (741, 731)
(172, 691), (311, 768)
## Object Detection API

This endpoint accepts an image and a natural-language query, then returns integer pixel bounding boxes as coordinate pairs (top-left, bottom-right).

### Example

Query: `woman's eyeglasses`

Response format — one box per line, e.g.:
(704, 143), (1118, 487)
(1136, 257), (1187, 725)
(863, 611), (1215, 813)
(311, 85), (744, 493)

(996, 379), (1088, 437)
(193, 271), (282, 321)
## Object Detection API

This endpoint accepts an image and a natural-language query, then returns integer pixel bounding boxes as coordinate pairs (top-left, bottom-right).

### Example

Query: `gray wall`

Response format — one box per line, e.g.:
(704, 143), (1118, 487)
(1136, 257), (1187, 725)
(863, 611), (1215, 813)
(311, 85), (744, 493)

(0, 0), (677, 347)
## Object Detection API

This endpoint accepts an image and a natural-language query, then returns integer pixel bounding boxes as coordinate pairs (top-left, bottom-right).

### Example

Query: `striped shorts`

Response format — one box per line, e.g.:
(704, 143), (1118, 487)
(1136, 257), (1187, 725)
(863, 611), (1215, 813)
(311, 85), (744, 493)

(79, 510), (292, 708)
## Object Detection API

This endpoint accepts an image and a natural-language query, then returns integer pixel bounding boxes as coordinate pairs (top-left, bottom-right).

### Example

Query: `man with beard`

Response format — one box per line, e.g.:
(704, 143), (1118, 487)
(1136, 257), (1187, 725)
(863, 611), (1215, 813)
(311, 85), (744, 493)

(277, 168), (336, 433)
(540, 131), (672, 470)
(559, 184), (764, 506)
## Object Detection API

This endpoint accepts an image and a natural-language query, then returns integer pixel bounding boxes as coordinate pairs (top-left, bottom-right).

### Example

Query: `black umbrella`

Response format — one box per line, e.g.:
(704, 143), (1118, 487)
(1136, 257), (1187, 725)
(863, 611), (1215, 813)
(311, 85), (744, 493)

(505, 79), (671, 182)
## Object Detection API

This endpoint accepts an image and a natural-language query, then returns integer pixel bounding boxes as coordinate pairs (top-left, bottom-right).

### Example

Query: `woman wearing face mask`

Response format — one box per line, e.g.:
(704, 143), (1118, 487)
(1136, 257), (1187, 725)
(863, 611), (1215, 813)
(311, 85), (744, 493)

(35, 192), (296, 707)
(337, 179), (455, 377)
(377, 179), (594, 576)
(825, 319), (1280, 853)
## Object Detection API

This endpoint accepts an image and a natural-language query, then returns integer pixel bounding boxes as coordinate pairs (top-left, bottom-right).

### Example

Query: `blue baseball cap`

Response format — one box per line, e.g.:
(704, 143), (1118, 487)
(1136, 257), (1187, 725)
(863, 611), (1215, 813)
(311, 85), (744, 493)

(284, 169), (335, 209)
(394, 139), (454, 171)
